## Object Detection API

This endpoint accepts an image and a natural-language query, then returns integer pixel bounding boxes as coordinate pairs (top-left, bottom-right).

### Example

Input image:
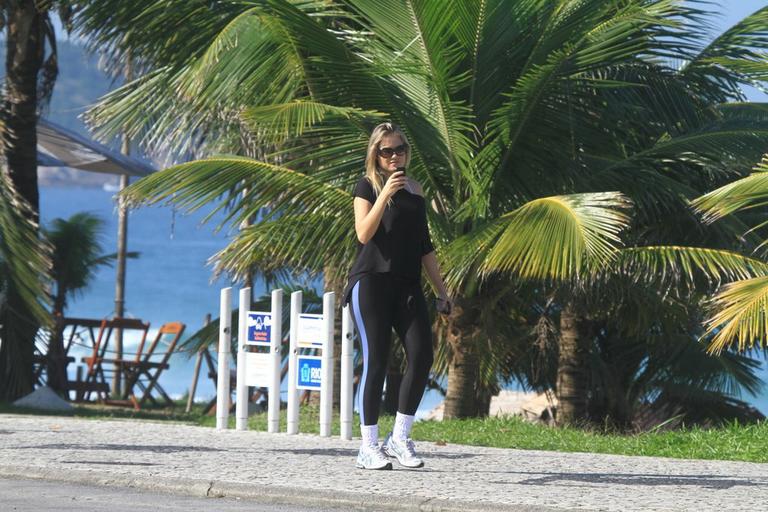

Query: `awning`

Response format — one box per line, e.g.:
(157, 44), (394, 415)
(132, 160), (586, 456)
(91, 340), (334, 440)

(37, 119), (154, 177)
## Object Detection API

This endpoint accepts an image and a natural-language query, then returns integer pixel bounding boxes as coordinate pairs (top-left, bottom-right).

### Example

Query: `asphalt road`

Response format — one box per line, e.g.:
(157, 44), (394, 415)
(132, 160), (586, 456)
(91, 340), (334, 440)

(0, 478), (355, 512)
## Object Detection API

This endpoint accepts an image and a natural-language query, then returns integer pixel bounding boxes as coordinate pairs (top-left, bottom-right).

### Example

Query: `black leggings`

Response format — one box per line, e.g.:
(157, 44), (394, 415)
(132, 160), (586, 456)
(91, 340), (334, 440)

(349, 273), (433, 426)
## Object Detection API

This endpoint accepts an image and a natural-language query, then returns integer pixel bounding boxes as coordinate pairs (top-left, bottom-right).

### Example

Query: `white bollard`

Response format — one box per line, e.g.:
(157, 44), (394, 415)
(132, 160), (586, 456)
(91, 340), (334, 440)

(236, 287), (251, 431)
(287, 290), (302, 435)
(340, 305), (354, 440)
(217, 287), (232, 430)
(320, 292), (335, 437)
(268, 288), (283, 433)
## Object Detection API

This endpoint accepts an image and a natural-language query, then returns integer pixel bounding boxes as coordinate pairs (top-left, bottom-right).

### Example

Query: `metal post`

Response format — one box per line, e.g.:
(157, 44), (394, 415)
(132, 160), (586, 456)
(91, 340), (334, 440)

(268, 289), (283, 433)
(112, 172), (128, 398)
(236, 287), (251, 431)
(320, 292), (335, 437)
(217, 287), (232, 430)
(112, 57), (133, 398)
(340, 305), (353, 440)
(287, 290), (302, 435)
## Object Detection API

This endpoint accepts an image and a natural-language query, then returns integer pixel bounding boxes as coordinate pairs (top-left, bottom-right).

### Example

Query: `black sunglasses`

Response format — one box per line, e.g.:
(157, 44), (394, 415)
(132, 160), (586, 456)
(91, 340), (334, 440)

(377, 144), (408, 158)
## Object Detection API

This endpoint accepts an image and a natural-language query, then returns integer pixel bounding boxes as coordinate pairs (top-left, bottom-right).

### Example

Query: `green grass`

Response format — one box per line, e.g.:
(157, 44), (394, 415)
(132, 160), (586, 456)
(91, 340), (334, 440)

(411, 415), (768, 463)
(0, 399), (210, 424)
(205, 406), (768, 463)
(3, 401), (766, 463)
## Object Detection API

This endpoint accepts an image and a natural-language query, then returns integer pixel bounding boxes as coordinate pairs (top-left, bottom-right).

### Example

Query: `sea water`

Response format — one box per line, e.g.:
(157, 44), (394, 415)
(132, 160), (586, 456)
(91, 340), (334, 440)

(40, 186), (768, 416)
(41, 186), (236, 402)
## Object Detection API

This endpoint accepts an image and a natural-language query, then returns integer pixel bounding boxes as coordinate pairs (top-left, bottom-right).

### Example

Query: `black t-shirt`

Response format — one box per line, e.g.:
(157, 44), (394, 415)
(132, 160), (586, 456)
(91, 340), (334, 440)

(343, 176), (434, 304)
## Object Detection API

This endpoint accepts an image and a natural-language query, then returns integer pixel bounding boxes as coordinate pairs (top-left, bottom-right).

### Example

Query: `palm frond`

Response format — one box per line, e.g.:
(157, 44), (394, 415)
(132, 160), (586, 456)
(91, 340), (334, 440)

(0, 171), (51, 325)
(704, 275), (768, 353)
(345, 0), (477, 173)
(613, 246), (768, 290)
(212, 212), (356, 284)
(599, 125), (768, 179)
(121, 156), (352, 230)
(692, 156), (768, 223)
(444, 192), (631, 289)
(84, 5), (308, 160)
(682, 5), (768, 95)
(120, 154), (358, 285)
(450, 0), (545, 126)
(242, 100), (386, 146)
(75, 0), (258, 75)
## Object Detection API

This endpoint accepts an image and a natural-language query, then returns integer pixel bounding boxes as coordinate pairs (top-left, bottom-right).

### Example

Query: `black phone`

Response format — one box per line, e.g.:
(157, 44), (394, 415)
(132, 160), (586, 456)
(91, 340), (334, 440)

(396, 166), (407, 176)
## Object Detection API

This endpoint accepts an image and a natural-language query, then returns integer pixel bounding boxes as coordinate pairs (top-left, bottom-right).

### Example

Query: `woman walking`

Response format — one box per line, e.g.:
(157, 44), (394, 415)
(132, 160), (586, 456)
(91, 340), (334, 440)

(344, 122), (451, 470)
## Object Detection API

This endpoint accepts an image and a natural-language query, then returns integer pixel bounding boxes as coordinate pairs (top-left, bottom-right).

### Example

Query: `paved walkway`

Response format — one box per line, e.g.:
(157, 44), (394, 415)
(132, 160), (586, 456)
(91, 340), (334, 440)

(0, 414), (765, 511)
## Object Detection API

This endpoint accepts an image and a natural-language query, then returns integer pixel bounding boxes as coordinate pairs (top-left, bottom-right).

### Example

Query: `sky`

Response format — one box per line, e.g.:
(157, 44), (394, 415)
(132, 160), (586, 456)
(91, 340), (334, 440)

(710, 0), (768, 101)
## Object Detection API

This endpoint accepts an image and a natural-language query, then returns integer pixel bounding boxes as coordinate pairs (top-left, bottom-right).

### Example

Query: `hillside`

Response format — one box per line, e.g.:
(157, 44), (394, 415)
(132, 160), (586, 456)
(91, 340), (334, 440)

(1, 39), (126, 187)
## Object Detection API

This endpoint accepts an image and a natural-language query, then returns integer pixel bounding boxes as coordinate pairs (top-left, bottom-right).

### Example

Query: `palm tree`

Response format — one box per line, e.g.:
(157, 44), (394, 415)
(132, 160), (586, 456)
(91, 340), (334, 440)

(672, 6), (768, 354)
(78, 0), (768, 422)
(0, 170), (51, 401)
(0, 0), (75, 401)
(505, 253), (768, 428)
(42, 212), (137, 392)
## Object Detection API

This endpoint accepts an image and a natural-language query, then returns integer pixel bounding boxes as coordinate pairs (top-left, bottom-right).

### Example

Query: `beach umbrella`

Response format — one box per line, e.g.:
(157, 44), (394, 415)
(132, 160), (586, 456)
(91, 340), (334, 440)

(37, 118), (153, 178)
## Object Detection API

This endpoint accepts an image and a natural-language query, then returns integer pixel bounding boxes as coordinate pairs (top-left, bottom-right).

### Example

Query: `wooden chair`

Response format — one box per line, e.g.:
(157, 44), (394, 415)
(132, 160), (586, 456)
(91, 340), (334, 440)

(63, 317), (117, 399)
(80, 317), (152, 402)
(32, 317), (100, 392)
(113, 322), (186, 410)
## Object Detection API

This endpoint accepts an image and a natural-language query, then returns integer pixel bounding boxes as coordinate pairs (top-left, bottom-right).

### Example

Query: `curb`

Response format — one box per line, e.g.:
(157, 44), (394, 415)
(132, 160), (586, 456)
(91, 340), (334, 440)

(0, 464), (575, 512)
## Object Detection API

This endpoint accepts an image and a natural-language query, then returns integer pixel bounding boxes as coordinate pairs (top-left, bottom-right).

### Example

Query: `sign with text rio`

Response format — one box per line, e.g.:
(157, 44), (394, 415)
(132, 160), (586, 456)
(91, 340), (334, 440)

(296, 355), (322, 390)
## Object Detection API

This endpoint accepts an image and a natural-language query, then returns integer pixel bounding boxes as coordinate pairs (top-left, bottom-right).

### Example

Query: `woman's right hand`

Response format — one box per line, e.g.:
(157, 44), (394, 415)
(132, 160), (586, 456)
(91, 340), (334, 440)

(381, 171), (407, 199)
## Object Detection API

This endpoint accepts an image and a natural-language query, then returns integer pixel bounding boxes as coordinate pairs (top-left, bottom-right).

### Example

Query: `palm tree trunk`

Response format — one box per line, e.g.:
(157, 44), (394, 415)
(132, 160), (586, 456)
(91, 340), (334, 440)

(46, 290), (68, 394)
(323, 267), (344, 410)
(556, 302), (590, 425)
(4, 1), (42, 220)
(0, 288), (38, 401)
(443, 297), (482, 419)
(0, 1), (44, 402)
(444, 342), (479, 418)
(601, 332), (634, 430)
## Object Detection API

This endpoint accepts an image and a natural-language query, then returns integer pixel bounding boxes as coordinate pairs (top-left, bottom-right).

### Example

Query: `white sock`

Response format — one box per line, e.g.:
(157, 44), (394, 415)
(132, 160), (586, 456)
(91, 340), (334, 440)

(393, 412), (415, 441)
(361, 424), (379, 448)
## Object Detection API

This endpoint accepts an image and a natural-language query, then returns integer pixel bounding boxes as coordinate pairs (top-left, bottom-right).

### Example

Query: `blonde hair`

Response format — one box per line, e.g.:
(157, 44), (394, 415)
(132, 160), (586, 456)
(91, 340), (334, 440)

(364, 122), (411, 198)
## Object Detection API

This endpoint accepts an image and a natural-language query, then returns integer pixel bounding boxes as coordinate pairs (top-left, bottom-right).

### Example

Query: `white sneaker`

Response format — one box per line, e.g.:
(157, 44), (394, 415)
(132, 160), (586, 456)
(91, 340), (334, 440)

(355, 443), (393, 470)
(383, 433), (424, 468)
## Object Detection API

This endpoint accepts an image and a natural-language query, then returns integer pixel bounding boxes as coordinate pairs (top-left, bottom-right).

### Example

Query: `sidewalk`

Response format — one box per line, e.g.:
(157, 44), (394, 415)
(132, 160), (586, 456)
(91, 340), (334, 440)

(0, 414), (765, 511)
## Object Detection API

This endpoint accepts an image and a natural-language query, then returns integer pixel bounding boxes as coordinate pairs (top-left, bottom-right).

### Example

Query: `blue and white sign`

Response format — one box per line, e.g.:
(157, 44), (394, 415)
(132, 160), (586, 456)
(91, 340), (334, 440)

(298, 314), (324, 348)
(297, 355), (322, 390)
(247, 311), (272, 346)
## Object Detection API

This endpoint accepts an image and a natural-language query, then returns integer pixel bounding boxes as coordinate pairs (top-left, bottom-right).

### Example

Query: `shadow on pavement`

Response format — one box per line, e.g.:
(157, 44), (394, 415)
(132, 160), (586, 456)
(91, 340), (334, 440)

(268, 447), (477, 459)
(61, 460), (160, 466)
(508, 471), (764, 490)
(16, 444), (225, 454)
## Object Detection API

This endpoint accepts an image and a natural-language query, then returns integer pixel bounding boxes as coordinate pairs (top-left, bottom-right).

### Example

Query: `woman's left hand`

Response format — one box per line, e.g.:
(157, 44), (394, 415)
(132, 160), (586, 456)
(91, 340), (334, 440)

(436, 295), (452, 315)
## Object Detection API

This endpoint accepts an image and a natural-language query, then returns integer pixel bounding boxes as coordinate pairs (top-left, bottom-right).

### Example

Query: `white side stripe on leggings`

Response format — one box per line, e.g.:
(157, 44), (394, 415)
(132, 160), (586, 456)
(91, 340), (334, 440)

(351, 281), (370, 425)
